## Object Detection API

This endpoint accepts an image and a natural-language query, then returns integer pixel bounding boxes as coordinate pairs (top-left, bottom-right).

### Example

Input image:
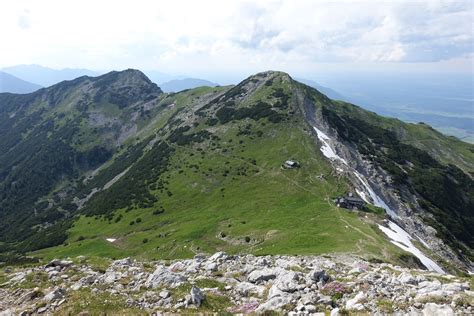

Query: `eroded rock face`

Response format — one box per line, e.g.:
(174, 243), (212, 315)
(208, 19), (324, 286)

(0, 252), (472, 314)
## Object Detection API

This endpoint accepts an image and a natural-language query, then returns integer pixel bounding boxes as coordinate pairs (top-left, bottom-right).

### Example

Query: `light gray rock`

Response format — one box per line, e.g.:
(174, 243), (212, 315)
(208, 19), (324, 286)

(159, 290), (170, 299)
(9, 272), (27, 283)
(299, 292), (319, 305)
(305, 304), (317, 313)
(442, 282), (468, 292)
(256, 294), (293, 312)
(44, 287), (65, 302)
(145, 266), (187, 288)
(318, 295), (333, 305)
(46, 259), (73, 268)
(274, 271), (299, 292)
(248, 268), (280, 283)
(112, 257), (133, 267)
(204, 262), (218, 272)
(398, 272), (417, 285)
(422, 303), (454, 316)
(345, 291), (366, 310)
(71, 282), (82, 291)
(268, 284), (285, 299)
(235, 282), (266, 297)
(208, 251), (228, 262)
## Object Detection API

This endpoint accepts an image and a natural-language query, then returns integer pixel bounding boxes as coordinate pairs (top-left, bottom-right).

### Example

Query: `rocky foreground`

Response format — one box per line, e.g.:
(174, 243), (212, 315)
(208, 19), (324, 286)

(0, 252), (472, 315)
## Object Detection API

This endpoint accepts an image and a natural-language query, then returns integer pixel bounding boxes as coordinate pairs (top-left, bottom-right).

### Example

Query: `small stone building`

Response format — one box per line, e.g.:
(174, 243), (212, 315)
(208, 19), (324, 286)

(335, 196), (366, 210)
(283, 160), (300, 169)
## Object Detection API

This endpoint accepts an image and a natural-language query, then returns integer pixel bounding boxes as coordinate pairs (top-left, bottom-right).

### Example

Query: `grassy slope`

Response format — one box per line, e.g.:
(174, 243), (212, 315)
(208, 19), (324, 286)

(33, 78), (404, 263)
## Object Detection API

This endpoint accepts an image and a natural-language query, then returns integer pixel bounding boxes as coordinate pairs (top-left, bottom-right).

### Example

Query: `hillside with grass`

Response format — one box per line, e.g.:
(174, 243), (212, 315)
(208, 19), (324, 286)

(32, 72), (403, 265)
(0, 70), (472, 275)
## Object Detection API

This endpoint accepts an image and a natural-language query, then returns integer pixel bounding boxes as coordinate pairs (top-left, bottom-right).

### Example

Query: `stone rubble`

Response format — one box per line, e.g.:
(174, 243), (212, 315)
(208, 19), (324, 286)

(0, 253), (472, 314)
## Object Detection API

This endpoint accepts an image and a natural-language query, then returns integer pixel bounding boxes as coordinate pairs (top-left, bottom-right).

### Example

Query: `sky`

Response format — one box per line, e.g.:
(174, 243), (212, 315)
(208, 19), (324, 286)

(1, 0), (473, 83)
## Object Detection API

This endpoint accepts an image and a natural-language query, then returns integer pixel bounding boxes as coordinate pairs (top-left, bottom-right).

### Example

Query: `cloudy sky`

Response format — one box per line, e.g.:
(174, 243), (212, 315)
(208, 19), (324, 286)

(1, 0), (473, 81)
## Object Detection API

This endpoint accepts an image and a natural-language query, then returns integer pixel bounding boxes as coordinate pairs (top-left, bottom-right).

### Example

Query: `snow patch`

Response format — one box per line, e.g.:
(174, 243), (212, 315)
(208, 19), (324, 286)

(313, 127), (347, 165)
(106, 238), (116, 243)
(378, 221), (445, 274)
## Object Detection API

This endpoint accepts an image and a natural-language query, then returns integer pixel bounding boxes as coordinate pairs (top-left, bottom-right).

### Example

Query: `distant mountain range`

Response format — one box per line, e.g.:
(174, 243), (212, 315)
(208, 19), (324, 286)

(1, 65), (100, 87)
(159, 78), (219, 92)
(1, 65), (219, 93)
(0, 71), (42, 94)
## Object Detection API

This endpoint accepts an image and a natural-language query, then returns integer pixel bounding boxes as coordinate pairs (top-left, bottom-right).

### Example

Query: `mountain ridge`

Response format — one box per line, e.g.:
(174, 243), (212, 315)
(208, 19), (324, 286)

(0, 69), (472, 275)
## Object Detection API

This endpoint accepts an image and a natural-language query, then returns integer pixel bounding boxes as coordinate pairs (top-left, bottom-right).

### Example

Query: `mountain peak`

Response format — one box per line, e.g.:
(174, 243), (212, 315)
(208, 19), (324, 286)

(248, 70), (293, 83)
(94, 69), (155, 87)
(91, 69), (163, 103)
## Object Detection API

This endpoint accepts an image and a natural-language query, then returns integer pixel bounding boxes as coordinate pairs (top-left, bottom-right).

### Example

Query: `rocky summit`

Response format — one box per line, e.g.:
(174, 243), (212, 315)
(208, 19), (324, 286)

(0, 252), (472, 315)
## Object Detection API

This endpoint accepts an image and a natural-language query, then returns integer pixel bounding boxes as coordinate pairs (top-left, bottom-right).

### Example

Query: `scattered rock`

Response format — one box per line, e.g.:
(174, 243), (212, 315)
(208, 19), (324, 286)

(0, 252), (471, 314)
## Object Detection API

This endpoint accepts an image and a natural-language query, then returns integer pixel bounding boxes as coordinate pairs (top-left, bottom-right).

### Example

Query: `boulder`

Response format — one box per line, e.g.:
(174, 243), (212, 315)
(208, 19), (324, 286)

(159, 290), (171, 299)
(46, 259), (73, 269)
(145, 266), (187, 288)
(71, 282), (82, 291)
(268, 284), (285, 299)
(204, 262), (218, 272)
(256, 294), (293, 312)
(442, 282), (468, 292)
(208, 251), (228, 262)
(235, 282), (266, 297)
(111, 257), (133, 267)
(274, 271), (299, 292)
(397, 272), (417, 285)
(9, 272), (27, 283)
(104, 271), (120, 284)
(422, 303), (454, 316)
(248, 268), (280, 283)
(345, 291), (366, 310)
(44, 287), (66, 302)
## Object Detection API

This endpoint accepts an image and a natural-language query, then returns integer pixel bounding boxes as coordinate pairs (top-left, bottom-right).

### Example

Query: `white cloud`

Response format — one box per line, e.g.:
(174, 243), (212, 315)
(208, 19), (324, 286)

(0, 0), (472, 75)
